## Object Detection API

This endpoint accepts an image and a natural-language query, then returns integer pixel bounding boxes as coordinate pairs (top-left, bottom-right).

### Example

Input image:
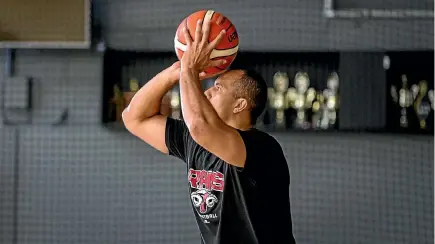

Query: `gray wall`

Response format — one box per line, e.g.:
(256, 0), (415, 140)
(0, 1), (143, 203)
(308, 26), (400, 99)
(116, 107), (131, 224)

(1, 126), (433, 244)
(0, 0), (434, 243)
(99, 0), (433, 51)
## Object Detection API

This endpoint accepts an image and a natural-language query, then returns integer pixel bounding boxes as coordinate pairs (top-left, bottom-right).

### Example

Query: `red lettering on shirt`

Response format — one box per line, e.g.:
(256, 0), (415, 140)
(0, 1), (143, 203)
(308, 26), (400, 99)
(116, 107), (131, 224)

(188, 169), (225, 192)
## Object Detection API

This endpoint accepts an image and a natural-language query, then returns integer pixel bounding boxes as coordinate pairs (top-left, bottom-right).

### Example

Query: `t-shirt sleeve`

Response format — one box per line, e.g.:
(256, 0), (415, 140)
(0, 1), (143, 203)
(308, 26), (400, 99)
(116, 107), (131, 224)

(165, 117), (191, 162)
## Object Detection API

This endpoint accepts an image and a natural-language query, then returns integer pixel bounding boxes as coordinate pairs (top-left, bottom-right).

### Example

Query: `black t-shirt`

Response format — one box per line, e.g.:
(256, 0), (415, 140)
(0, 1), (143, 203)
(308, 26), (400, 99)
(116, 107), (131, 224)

(165, 117), (296, 244)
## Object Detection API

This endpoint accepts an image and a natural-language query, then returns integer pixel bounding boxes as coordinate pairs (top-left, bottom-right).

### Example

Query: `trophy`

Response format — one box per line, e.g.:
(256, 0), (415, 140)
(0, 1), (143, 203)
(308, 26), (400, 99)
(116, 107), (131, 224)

(109, 84), (125, 122)
(311, 93), (324, 129)
(390, 75), (413, 127)
(287, 72), (316, 129)
(428, 90), (434, 110)
(268, 72), (290, 129)
(321, 72), (340, 129)
(108, 78), (140, 123)
(312, 72), (339, 129)
(169, 88), (182, 120)
(123, 78), (140, 106)
(411, 80), (432, 129)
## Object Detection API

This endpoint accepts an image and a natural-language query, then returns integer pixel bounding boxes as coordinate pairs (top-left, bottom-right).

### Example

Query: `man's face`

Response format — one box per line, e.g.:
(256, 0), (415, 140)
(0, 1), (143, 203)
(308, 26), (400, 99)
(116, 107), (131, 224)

(204, 71), (242, 121)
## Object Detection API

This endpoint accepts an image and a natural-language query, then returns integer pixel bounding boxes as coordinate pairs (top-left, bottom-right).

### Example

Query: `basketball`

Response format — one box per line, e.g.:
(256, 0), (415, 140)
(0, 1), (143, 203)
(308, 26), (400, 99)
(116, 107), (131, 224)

(174, 10), (239, 76)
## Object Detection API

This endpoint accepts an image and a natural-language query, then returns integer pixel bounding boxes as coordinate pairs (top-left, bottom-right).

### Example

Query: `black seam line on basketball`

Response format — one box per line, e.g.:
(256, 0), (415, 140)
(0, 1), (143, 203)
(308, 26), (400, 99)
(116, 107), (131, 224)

(178, 40), (187, 45)
(211, 20), (233, 50)
(221, 17), (233, 31)
(221, 17), (228, 26)
(213, 24), (236, 50)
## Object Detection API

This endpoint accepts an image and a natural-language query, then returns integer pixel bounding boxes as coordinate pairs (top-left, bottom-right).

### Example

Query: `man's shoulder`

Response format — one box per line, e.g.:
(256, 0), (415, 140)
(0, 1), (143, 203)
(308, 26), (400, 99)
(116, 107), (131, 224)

(237, 128), (289, 178)
(239, 128), (282, 147)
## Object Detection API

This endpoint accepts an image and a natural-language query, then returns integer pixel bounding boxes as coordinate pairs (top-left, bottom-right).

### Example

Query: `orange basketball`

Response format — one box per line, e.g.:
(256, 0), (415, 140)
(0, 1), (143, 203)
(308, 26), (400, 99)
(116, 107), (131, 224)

(174, 10), (239, 76)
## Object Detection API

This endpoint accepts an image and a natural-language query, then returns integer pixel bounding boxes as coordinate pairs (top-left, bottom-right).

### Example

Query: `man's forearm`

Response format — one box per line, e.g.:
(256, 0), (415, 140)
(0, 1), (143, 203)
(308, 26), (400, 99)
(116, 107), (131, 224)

(122, 71), (177, 122)
(179, 68), (221, 129)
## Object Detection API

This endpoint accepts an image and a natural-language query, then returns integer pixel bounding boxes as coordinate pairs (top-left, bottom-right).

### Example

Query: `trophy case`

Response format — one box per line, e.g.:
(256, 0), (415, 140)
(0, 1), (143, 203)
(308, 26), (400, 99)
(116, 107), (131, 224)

(101, 49), (341, 131)
(386, 51), (434, 134)
(102, 49), (180, 128)
(230, 52), (340, 132)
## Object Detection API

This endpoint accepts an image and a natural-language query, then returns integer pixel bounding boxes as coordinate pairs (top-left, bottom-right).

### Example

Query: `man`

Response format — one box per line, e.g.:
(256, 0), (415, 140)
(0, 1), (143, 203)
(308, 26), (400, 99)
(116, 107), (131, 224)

(122, 18), (296, 244)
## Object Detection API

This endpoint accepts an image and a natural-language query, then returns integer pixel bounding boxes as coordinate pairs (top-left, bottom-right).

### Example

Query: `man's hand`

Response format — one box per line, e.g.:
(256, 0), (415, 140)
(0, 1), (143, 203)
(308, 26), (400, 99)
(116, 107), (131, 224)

(162, 61), (215, 82)
(180, 18), (227, 75)
(161, 61), (181, 82)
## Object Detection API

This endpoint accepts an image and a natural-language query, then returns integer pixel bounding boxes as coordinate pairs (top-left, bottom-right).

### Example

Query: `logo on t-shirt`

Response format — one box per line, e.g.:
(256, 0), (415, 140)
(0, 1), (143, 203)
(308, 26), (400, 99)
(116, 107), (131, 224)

(191, 189), (218, 214)
(188, 169), (225, 223)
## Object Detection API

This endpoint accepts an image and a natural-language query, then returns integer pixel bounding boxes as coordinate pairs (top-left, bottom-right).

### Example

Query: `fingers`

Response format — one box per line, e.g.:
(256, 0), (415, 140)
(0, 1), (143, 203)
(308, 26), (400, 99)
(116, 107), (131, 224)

(199, 59), (227, 76)
(183, 27), (192, 46)
(209, 59), (227, 68)
(201, 17), (211, 45)
(199, 72), (208, 78)
(171, 61), (181, 68)
(199, 71), (217, 81)
(209, 29), (226, 50)
(185, 18), (225, 49)
(194, 19), (203, 43)
(199, 69), (226, 80)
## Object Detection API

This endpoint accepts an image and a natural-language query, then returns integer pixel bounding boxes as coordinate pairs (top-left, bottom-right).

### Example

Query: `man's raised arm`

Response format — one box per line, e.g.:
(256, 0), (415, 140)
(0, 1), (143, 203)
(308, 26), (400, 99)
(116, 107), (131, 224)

(122, 62), (180, 154)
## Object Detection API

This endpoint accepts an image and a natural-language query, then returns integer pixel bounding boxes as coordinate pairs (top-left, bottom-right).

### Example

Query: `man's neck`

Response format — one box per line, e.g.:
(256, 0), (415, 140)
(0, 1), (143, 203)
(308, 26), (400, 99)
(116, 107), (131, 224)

(225, 117), (252, 131)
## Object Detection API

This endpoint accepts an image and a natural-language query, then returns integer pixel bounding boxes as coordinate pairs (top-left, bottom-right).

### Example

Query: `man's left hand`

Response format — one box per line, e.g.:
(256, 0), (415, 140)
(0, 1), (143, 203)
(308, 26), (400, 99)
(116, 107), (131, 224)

(180, 18), (227, 75)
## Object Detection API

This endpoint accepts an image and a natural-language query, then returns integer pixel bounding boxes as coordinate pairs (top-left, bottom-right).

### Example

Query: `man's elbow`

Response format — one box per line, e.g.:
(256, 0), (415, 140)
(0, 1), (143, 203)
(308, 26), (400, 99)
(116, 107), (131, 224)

(121, 108), (143, 130)
(122, 113), (136, 133)
(121, 108), (134, 124)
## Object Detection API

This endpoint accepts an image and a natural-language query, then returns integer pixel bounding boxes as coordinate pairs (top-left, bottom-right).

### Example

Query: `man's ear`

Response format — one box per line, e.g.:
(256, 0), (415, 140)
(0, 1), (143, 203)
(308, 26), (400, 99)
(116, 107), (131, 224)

(233, 98), (248, 113)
